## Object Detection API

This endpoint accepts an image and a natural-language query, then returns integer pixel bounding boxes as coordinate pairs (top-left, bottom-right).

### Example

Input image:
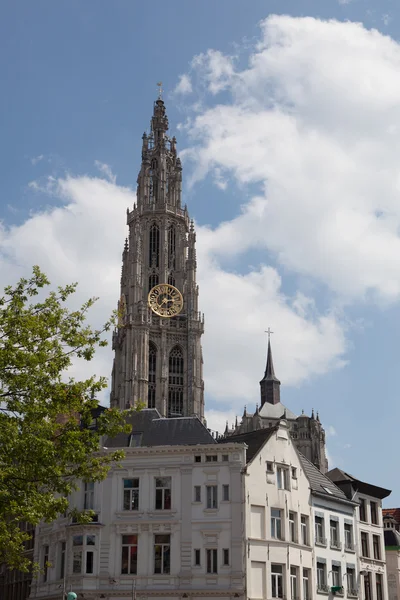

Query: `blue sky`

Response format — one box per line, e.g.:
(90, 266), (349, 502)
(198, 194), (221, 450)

(1, 0), (400, 503)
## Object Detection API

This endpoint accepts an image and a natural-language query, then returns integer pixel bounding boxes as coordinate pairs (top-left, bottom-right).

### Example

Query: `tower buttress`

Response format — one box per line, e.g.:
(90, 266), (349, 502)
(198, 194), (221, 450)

(111, 97), (204, 420)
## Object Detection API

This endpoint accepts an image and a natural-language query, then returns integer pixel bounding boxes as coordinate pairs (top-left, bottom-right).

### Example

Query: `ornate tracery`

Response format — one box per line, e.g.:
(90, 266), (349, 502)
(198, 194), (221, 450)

(168, 346), (184, 416)
(148, 343), (157, 409)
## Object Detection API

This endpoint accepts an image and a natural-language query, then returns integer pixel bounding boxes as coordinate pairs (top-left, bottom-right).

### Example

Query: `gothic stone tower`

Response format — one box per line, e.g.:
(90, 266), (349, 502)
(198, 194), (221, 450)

(110, 97), (204, 419)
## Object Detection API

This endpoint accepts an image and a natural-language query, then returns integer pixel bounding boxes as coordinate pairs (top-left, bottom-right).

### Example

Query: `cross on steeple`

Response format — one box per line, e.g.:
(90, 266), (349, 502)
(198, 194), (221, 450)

(265, 327), (274, 342)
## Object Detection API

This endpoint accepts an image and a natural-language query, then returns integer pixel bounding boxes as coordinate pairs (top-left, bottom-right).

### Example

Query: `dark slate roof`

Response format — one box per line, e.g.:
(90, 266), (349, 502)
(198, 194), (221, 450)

(104, 408), (217, 448)
(218, 426), (277, 464)
(299, 454), (350, 501)
(261, 339), (280, 383)
(384, 529), (400, 548)
(327, 468), (391, 500)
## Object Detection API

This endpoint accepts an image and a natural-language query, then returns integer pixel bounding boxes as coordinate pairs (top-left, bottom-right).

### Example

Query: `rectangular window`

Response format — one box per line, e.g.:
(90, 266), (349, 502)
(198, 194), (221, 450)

(290, 566), (298, 600)
(195, 455), (202, 462)
(84, 481), (94, 510)
(364, 572), (372, 600)
(121, 535), (138, 574)
(222, 454), (229, 462)
(59, 541), (66, 580)
(301, 515), (309, 545)
(271, 564), (284, 598)
(347, 567), (356, 596)
(267, 461), (274, 473)
(155, 477), (171, 510)
(361, 532), (369, 557)
(123, 478), (139, 511)
(332, 565), (341, 587)
(373, 535), (381, 560)
(194, 549), (201, 566)
(43, 545), (49, 582)
(315, 516), (326, 545)
(289, 512), (297, 543)
(223, 548), (230, 566)
(303, 568), (310, 600)
(194, 486), (201, 502)
(154, 534), (170, 574)
(317, 561), (327, 592)
(222, 484), (230, 501)
(277, 466), (289, 490)
(206, 485), (218, 509)
(370, 501), (378, 525)
(271, 508), (282, 539)
(73, 551), (82, 575)
(206, 548), (218, 574)
(344, 523), (354, 550)
(86, 551), (94, 574)
(291, 467), (297, 479)
(206, 455), (218, 462)
(360, 498), (367, 522)
(330, 520), (340, 549)
(376, 573), (383, 600)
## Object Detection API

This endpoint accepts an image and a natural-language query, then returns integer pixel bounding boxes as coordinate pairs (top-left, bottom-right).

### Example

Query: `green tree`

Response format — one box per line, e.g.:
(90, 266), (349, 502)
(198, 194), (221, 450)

(0, 267), (131, 571)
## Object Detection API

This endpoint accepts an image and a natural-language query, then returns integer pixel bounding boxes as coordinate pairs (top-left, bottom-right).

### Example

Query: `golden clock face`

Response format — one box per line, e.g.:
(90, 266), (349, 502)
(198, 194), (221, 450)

(148, 283), (184, 318)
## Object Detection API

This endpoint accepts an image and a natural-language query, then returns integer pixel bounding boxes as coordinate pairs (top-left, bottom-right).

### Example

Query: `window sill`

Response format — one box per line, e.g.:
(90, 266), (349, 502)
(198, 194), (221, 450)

(148, 509), (177, 516)
(344, 546), (356, 553)
(315, 541), (327, 548)
(203, 508), (218, 513)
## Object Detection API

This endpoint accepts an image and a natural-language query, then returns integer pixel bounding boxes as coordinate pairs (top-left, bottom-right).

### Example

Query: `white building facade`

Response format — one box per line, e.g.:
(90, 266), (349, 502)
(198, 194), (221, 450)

(328, 469), (391, 600)
(30, 412), (246, 600)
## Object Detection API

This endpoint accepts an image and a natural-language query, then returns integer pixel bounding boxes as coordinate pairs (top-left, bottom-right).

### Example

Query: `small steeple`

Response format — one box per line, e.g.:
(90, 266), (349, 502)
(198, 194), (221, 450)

(260, 338), (281, 407)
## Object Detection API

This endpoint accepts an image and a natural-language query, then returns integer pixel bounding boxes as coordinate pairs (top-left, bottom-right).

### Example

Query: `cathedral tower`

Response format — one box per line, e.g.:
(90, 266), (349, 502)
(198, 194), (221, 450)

(110, 97), (204, 419)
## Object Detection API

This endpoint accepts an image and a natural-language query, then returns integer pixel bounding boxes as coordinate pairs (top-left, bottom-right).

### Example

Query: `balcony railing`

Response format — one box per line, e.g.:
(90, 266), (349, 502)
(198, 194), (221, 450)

(344, 541), (355, 551)
(315, 536), (327, 546)
(330, 540), (342, 550)
(348, 589), (358, 598)
(317, 584), (330, 593)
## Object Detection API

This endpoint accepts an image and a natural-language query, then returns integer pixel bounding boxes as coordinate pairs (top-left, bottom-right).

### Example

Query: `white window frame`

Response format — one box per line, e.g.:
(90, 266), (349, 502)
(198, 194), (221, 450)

(289, 512), (297, 543)
(271, 564), (284, 598)
(315, 516), (325, 545)
(301, 515), (308, 545)
(206, 548), (218, 574)
(290, 566), (298, 600)
(121, 534), (138, 574)
(303, 568), (310, 600)
(84, 481), (94, 510)
(277, 466), (290, 490)
(123, 478), (139, 511)
(222, 484), (230, 501)
(206, 485), (218, 509)
(155, 477), (171, 510)
(271, 508), (282, 539)
(154, 534), (170, 574)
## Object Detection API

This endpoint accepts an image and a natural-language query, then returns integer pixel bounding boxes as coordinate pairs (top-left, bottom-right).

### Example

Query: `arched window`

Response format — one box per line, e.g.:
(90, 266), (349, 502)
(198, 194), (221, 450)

(168, 225), (176, 269)
(168, 346), (184, 417)
(149, 223), (160, 267)
(148, 343), (157, 409)
(149, 270), (159, 293)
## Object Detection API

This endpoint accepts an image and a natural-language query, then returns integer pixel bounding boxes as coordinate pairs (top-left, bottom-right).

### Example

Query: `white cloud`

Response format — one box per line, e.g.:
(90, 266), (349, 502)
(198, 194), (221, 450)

(173, 74), (193, 95)
(31, 154), (44, 165)
(94, 161), (116, 184)
(181, 16), (400, 304)
(191, 49), (236, 95)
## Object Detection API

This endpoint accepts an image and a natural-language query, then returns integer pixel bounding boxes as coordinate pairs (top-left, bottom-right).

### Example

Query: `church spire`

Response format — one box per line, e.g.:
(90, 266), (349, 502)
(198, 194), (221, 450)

(260, 338), (281, 407)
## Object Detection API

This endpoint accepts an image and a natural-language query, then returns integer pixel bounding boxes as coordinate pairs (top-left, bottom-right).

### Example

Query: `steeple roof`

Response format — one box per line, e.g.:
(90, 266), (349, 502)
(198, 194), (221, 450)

(262, 339), (280, 383)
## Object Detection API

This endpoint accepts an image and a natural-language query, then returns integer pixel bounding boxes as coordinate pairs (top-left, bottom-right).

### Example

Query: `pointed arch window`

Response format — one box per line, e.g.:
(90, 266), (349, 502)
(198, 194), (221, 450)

(168, 225), (176, 269)
(168, 346), (184, 417)
(149, 223), (160, 268)
(149, 271), (159, 293)
(148, 343), (157, 409)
